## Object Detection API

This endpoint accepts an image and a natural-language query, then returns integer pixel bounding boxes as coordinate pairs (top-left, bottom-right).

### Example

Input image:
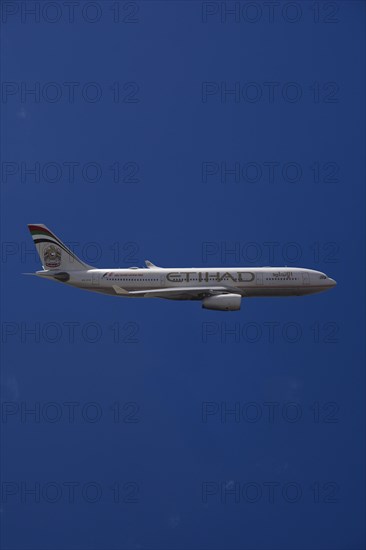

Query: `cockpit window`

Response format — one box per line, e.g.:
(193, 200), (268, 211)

(319, 275), (326, 279)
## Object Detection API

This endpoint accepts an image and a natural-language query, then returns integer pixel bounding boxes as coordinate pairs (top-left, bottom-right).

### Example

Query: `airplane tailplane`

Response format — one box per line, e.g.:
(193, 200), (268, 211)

(28, 224), (91, 271)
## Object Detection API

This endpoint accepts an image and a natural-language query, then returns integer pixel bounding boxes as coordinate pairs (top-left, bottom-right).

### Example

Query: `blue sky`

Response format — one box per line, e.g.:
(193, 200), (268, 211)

(1, 2), (365, 549)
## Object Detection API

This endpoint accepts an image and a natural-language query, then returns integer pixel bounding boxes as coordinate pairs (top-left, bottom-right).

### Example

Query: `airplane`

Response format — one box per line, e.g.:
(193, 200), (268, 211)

(27, 224), (337, 311)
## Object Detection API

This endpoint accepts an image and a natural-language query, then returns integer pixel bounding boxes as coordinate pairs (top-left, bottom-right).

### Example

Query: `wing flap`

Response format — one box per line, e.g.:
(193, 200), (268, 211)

(112, 285), (129, 295)
(127, 286), (234, 300)
(112, 284), (237, 299)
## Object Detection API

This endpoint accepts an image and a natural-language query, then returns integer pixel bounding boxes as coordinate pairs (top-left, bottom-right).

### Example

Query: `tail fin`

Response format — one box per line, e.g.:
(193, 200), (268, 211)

(28, 224), (91, 271)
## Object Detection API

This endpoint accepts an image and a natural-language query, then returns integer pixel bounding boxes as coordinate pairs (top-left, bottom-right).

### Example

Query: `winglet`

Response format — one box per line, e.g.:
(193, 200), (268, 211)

(145, 260), (160, 269)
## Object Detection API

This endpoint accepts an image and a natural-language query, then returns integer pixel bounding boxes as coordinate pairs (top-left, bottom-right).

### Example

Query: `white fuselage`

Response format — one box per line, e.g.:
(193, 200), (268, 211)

(37, 267), (337, 299)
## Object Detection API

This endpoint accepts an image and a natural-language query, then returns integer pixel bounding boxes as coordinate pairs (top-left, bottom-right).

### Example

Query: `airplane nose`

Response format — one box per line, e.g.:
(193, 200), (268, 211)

(328, 278), (337, 287)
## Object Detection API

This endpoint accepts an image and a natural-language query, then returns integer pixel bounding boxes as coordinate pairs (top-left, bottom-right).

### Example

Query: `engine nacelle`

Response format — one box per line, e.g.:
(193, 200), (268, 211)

(202, 293), (242, 311)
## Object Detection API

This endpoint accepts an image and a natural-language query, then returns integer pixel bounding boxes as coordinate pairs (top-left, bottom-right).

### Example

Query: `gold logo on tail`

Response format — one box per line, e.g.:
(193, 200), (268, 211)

(43, 244), (61, 268)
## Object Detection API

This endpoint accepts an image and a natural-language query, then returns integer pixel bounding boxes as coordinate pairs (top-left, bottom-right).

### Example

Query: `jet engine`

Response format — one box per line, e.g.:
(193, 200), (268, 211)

(202, 293), (242, 311)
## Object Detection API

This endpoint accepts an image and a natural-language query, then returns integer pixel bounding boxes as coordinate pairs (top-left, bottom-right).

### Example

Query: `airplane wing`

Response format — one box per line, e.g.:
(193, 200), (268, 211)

(112, 285), (236, 300)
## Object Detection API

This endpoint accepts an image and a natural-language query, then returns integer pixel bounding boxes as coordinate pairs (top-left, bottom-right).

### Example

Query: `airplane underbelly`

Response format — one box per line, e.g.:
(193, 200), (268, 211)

(245, 286), (302, 297)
